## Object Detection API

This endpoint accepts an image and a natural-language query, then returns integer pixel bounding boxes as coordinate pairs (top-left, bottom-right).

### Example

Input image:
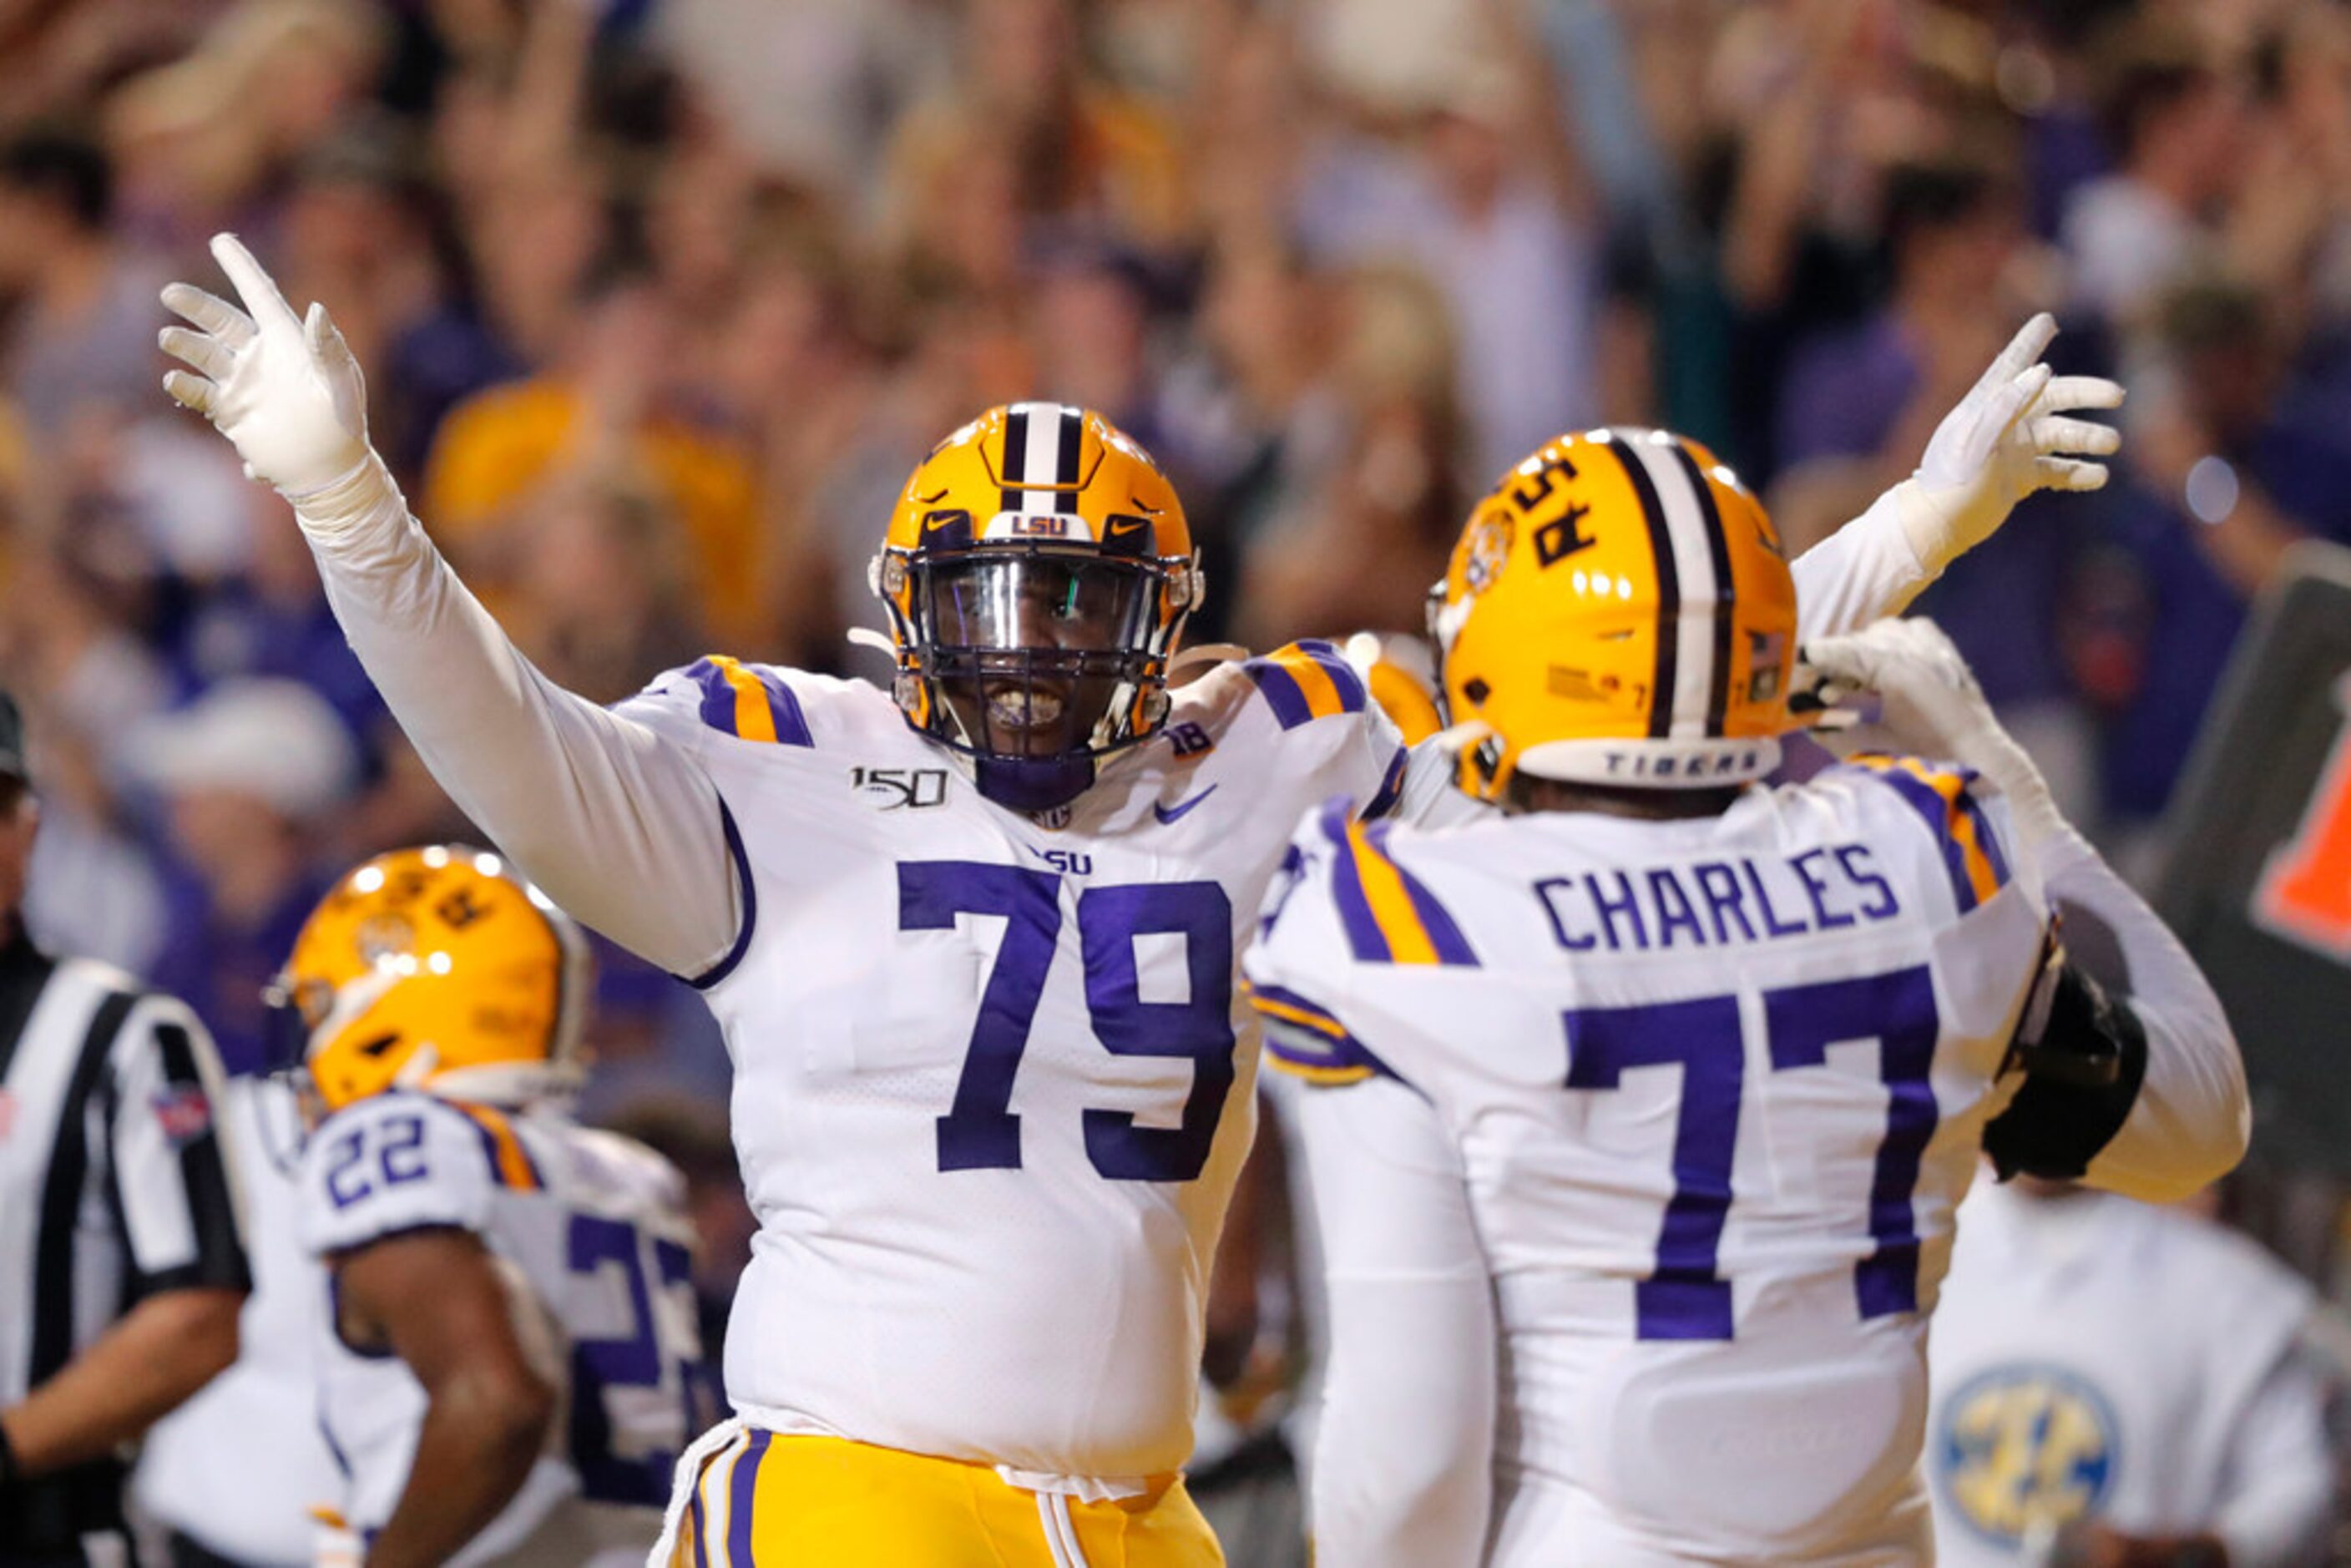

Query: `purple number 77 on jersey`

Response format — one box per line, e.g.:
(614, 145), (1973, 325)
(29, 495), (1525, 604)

(1564, 964), (1940, 1340)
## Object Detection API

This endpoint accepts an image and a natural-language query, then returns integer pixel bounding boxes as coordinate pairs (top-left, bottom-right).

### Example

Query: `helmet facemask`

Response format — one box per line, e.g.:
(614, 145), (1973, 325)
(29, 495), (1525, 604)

(872, 403), (1202, 812)
(881, 544), (1191, 811)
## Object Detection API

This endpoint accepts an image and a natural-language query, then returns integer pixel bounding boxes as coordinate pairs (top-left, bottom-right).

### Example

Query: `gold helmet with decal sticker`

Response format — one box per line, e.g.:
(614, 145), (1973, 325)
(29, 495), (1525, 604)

(871, 402), (1202, 812)
(1431, 428), (1797, 802)
(270, 846), (589, 1114)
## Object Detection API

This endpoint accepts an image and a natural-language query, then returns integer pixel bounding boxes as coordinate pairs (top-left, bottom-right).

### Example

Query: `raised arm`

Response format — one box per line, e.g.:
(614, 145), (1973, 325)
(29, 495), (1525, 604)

(1792, 315), (2124, 639)
(1805, 620), (2249, 1203)
(159, 235), (738, 978)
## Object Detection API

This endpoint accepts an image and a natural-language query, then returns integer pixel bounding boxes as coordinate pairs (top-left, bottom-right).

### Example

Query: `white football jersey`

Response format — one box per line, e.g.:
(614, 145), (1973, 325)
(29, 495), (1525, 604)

(296, 1092), (704, 1565)
(1248, 757), (2050, 1559)
(613, 644), (1403, 1480)
(1927, 1182), (2330, 1566)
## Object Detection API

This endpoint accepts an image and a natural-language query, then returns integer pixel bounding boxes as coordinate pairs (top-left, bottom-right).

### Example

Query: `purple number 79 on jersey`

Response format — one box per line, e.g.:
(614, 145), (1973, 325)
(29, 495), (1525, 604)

(898, 861), (1237, 1181)
(1565, 964), (1939, 1340)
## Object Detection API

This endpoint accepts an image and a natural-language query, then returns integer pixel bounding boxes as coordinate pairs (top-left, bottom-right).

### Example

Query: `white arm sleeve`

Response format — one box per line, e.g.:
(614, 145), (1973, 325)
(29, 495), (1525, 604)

(1295, 1077), (1496, 1568)
(2037, 832), (2251, 1204)
(294, 466), (739, 976)
(1790, 488), (1938, 640)
(2213, 1335), (2336, 1568)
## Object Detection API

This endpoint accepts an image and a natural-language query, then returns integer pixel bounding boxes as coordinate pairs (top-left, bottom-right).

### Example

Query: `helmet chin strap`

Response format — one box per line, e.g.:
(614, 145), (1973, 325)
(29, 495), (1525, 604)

(393, 1045), (441, 1090)
(429, 1061), (584, 1110)
(306, 968), (402, 1069)
(973, 753), (1096, 812)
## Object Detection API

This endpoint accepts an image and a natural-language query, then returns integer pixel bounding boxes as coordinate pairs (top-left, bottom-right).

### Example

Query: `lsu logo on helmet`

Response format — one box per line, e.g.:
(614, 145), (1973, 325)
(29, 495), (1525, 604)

(869, 402), (1204, 812)
(271, 846), (591, 1114)
(1432, 428), (1797, 801)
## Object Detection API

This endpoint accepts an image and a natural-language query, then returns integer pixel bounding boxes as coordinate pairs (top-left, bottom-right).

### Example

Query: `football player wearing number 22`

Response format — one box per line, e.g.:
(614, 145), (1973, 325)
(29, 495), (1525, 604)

(1246, 438), (2248, 1563)
(160, 230), (2126, 1566)
(274, 847), (706, 1568)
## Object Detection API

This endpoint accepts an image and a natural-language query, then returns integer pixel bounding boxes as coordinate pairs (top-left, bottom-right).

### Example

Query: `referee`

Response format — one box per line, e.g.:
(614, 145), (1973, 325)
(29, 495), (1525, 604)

(0, 689), (250, 1565)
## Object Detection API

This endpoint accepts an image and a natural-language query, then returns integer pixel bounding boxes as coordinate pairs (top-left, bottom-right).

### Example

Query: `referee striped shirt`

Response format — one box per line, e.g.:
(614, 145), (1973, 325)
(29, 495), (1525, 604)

(0, 928), (250, 1560)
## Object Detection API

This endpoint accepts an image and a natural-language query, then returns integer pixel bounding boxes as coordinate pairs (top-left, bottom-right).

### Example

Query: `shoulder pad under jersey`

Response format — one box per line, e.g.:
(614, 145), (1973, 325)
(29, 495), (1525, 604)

(1828, 753), (2021, 918)
(614, 657), (896, 752)
(296, 1093), (538, 1257)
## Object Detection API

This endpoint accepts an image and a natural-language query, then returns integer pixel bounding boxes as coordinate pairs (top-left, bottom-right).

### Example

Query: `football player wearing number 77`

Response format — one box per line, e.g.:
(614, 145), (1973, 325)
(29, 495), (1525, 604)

(160, 227), (2127, 1565)
(1244, 453), (2250, 1565)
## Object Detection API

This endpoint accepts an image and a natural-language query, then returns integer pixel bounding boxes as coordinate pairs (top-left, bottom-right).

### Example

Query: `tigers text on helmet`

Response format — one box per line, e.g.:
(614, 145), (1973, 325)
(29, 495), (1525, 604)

(870, 402), (1202, 812)
(1431, 427), (1797, 802)
(268, 845), (592, 1115)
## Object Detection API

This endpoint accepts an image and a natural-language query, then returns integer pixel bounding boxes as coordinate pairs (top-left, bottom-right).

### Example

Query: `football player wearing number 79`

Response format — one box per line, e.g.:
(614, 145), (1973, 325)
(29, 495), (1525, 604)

(160, 225), (2126, 1565)
(1244, 444), (2250, 1565)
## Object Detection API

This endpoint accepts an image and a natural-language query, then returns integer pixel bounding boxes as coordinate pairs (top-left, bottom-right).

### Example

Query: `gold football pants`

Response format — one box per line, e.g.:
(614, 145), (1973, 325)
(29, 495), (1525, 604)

(663, 1427), (1226, 1567)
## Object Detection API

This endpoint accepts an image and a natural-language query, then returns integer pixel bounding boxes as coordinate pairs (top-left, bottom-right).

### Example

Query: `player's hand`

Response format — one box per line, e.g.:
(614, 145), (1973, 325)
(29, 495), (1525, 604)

(1801, 617), (2065, 852)
(159, 233), (370, 496)
(1898, 313), (2125, 577)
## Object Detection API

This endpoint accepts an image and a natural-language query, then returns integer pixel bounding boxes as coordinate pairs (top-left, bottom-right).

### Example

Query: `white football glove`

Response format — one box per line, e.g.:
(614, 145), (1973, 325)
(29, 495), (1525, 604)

(1895, 313), (2125, 579)
(160, 233), (377, 505)
(1801, 617), (2066, 856)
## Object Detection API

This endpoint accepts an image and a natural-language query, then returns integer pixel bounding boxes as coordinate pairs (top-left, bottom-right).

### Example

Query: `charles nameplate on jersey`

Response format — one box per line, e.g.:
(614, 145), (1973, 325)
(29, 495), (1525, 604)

(2156, 543), (2351, 1174)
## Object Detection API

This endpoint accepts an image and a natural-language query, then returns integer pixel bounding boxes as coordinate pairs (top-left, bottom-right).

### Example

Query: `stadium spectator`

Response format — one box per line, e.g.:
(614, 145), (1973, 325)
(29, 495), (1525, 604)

(1233, 263), (1466, 648)
(104, 0), (385, 246)
(883, 0), (1191, 257)
(129, 679), (356, 1074)
(503, 471), (705, 706)
(1292, 39), (1603, 486)
(1771, 159), (2101, 822)
(1774, 162), (2027, 475)
(421, 267), (766, 645)
(2100, 276), (2351, 830)
(3, 552), (176, 974)
(2062, 25), (2242, 327)
(0, 127), (169, 438)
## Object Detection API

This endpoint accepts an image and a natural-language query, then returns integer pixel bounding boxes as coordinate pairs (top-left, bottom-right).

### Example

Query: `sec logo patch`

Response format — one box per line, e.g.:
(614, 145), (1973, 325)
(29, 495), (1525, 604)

(1935, 1363), (2117, 1545)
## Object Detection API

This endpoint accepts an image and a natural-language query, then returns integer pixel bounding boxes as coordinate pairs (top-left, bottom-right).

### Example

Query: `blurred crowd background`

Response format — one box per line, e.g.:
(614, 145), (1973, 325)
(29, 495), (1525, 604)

(5, 0), (2351, 1556)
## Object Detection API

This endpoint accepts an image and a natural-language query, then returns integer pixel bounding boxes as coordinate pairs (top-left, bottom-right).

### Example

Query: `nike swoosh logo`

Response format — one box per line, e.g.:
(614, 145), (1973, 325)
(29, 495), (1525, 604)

(1108, 518), (1147, 536)
(1153, 785), (1217, 825)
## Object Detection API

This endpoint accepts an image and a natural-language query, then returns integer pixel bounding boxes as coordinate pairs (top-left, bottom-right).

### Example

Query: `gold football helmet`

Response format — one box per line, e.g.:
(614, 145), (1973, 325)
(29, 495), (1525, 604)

(1432, 428), (1797, 802)
(1341, 631), (1444, 746)
(270, 845), (590, 1114)
(870, 402), (1202, 812)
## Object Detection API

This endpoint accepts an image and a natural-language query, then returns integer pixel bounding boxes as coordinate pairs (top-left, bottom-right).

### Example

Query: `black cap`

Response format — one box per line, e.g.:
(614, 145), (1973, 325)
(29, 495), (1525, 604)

(0, 689), (24, 784)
